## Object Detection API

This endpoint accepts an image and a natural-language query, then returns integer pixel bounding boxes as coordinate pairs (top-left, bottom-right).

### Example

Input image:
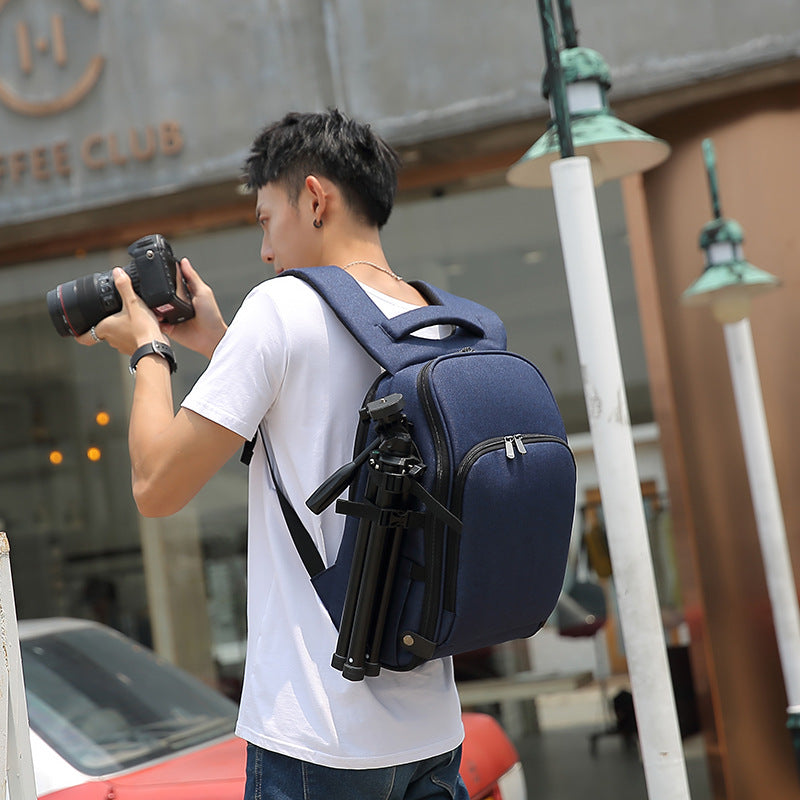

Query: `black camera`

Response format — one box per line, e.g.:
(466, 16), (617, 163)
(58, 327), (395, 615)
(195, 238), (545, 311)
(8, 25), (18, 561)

(47, 234), (194, 337)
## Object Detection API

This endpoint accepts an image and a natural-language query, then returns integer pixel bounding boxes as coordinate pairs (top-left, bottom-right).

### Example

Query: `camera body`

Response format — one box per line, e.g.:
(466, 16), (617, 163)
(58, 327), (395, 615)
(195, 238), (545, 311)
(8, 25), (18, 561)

(47, 234), (194, 337)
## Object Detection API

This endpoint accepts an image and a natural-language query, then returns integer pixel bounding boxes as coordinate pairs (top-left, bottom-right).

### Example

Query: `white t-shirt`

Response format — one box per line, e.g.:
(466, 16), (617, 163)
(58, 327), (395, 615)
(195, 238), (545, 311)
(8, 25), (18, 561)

(182, 274), (463, 769)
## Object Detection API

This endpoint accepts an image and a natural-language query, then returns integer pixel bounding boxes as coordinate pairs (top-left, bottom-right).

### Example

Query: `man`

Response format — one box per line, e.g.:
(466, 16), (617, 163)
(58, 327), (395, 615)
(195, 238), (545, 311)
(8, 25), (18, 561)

(82, 109), (467, 800)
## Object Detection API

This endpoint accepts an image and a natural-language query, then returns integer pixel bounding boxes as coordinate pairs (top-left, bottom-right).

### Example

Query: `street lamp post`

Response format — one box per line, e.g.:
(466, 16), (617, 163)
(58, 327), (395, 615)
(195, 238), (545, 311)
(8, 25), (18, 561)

(508, 3), (692, 799)
(682, 139), (800, 774)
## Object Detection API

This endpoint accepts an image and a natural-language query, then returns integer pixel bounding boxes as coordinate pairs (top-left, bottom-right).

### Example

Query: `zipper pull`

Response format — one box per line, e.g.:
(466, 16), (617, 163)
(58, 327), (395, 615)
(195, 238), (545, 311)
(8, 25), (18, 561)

(514, 435), (528, 455)
(504, 436), (516, 459)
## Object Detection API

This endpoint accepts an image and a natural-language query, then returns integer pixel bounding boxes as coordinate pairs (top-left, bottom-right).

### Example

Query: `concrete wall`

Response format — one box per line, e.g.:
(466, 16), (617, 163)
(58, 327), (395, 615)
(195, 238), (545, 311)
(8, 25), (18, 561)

(1, 0), (798, 224)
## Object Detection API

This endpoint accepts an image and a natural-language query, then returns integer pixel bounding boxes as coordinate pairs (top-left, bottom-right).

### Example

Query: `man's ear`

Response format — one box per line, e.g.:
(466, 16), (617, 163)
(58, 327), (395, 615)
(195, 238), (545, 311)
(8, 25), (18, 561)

(304, 175), (330, 221)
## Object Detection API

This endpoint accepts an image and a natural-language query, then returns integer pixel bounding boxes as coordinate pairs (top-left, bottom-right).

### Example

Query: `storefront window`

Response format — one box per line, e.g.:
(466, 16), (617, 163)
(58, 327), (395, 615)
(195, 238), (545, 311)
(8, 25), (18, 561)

(0, 180), (650, 691)
(0, 272), (149, 642)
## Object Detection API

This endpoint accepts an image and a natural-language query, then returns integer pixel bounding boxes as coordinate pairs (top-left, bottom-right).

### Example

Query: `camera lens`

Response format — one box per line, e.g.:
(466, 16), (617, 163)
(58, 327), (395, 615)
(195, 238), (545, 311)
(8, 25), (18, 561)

(46, 271), (122, 337)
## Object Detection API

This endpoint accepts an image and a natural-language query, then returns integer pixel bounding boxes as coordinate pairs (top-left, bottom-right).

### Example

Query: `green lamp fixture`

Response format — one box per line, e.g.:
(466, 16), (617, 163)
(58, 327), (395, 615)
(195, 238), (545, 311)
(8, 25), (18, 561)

(682, 139), (780, 324)
(507, 0), (670, 188)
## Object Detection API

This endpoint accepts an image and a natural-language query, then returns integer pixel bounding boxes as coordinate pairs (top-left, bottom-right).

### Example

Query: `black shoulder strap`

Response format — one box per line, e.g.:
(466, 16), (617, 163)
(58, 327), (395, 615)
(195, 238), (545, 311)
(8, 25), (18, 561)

(242, 429), (325, 578)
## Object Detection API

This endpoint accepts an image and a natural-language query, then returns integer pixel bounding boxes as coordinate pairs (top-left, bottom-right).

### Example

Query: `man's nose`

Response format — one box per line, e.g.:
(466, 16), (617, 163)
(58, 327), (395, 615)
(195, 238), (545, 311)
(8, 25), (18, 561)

(261, 241), (274, 264)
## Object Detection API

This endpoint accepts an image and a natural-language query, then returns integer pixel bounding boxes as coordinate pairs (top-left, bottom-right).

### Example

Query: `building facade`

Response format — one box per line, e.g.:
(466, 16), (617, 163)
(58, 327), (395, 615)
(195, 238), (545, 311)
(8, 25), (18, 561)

(1, 2), (798, 797)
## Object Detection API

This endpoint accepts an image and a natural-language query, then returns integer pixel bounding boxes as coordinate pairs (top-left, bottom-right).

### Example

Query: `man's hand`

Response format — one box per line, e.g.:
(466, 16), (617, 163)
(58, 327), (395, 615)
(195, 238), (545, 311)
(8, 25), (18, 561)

(76, 267), (163, 355)
(160, 258), (227, 359)
(76, 258), (227, 360)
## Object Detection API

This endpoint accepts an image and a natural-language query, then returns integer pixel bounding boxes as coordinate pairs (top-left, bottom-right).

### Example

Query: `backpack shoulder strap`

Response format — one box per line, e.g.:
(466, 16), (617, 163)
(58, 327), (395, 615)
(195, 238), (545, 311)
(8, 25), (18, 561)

(242, 428), (325, 578)
(280, 266), (506, 373)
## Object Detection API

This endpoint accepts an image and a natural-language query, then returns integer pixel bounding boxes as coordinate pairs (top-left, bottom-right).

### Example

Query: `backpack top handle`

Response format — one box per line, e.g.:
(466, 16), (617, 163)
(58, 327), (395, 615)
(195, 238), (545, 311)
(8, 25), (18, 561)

(281, 267), (507, 373)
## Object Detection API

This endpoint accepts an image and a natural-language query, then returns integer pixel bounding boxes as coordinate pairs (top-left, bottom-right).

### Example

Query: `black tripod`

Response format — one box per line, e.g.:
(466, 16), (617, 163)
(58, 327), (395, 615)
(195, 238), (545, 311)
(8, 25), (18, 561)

(307, 393), (460, 681)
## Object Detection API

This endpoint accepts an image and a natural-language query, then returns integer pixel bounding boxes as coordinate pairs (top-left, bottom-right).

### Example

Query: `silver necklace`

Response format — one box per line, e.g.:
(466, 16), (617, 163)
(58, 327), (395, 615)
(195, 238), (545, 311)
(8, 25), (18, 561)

(343, 260), (403, 281)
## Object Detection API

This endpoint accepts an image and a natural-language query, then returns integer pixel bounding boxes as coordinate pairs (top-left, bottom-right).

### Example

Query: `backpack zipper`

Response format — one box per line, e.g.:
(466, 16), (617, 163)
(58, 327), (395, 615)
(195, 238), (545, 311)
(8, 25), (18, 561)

(503, 434), (529, 458)
(417, 360), (450, 492)
(444, 433), (573, 612)
(348, 371), (389, 499)
(453, 434), (571, 511)
(415, 356), (457, 647)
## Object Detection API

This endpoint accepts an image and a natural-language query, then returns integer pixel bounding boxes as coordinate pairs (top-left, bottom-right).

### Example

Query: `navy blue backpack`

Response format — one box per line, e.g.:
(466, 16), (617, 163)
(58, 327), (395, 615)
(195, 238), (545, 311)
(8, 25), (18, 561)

(262, 266), (576, 680)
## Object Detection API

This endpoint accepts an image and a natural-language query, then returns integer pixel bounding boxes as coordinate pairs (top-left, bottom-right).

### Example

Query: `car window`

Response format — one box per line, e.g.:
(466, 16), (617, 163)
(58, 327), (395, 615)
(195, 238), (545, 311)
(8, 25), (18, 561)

(22, 625), (237, 776)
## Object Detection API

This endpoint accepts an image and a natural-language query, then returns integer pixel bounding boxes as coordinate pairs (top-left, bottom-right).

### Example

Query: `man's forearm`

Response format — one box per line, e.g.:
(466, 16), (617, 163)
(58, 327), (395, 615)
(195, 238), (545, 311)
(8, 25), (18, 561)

(126, 353), (246, 518)
(128, 354), (180, 515)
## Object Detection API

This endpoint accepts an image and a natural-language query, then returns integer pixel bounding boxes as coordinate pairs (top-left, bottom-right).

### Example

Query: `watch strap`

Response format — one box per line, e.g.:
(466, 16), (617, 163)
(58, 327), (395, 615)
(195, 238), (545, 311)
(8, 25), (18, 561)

(129, 341), (177, 374)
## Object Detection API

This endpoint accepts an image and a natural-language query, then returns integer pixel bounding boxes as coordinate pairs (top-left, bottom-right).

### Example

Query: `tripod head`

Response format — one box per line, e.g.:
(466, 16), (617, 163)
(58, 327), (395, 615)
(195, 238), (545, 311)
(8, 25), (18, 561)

(306, 394), (420, 515)
(364, 392), (405, 423)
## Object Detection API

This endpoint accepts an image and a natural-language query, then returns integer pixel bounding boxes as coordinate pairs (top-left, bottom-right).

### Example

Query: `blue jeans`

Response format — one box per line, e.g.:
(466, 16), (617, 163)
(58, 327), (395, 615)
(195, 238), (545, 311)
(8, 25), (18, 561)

(243, 742), (470, 800)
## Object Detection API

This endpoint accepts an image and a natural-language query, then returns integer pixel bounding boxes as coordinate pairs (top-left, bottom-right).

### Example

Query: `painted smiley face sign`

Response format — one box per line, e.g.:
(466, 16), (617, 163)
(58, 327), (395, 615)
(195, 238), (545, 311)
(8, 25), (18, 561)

(0, 0), (105, 116)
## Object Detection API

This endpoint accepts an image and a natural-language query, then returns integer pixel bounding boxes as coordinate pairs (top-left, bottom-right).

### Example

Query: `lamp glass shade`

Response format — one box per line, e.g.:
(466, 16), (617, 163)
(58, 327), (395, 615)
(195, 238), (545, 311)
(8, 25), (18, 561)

(682, 259), (781, 324)
(565, 81), (604, 113)
(707, 241), (741, 266)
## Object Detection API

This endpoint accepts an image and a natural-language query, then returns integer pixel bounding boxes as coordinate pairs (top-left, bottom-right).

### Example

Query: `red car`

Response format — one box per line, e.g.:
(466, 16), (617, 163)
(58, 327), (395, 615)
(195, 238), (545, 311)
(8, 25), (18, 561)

(21, 619), (526, 800)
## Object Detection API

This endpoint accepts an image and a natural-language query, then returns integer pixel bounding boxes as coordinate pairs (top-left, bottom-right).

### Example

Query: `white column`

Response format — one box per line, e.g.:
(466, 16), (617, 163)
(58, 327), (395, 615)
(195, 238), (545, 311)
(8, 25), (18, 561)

(723, 318), (800, 709)
(0, 533), (38, 800)
(550, 156), (691, 800)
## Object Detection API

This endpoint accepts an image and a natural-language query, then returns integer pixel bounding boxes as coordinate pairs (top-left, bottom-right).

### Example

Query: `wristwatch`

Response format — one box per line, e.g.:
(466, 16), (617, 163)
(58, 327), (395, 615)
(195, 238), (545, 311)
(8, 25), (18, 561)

(129, 340), (177, 375)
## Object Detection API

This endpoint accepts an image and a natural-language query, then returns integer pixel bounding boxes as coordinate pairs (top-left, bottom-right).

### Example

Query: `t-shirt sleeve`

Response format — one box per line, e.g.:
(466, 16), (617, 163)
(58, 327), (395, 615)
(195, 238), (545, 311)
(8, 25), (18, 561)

(181, 283), (287, 440)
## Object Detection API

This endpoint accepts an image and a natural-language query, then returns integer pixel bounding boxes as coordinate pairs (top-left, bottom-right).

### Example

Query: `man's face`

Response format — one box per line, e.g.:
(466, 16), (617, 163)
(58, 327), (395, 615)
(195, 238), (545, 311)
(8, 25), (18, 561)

(255, 182), (319, 274)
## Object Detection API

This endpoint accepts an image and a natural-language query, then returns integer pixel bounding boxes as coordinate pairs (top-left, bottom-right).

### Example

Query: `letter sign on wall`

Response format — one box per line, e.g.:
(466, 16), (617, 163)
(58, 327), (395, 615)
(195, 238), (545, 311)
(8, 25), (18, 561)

(0, 0), (105, 116)
(0, 0), (186, 216)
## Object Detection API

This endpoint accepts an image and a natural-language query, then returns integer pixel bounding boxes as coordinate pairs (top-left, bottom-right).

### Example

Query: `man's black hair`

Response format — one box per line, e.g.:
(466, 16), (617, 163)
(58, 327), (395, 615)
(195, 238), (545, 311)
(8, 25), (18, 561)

(244, 109), (402, 229)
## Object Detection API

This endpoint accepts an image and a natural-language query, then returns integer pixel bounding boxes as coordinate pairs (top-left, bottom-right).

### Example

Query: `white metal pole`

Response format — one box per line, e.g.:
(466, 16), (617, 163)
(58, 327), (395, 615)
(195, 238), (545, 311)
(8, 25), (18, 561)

(0, 625), (8, 796)
(550, 156), (691, 800)
(0, 533), (38, 800)
(723, 319), (800, 709)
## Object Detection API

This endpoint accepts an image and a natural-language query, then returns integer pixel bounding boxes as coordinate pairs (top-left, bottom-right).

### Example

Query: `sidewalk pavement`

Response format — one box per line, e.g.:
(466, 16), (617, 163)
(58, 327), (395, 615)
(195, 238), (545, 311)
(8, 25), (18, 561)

(512, 679), (713, 800)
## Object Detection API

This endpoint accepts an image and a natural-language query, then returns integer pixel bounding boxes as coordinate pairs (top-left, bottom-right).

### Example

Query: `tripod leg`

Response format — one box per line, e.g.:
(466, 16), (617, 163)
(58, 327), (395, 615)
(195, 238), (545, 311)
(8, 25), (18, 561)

(331, 514), (372, 673)
(364, 469), (411, 677)
(341, 522), (391, 681)
(365, 522), (404, 677)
